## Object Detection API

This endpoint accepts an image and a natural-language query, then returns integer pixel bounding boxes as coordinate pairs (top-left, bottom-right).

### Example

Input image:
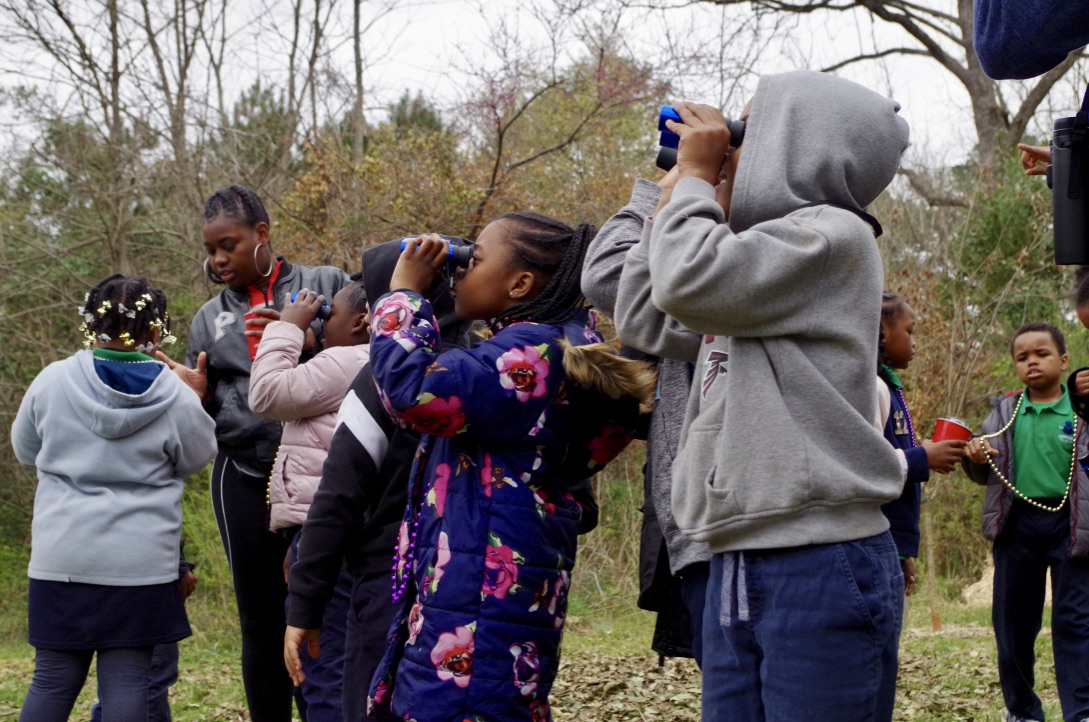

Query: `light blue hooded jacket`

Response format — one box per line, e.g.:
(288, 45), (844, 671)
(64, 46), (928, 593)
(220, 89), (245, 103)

(11, 351), (217, 585)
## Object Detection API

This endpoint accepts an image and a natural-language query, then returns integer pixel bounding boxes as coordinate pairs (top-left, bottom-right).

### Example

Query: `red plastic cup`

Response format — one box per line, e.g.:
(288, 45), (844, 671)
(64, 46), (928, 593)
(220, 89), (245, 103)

(244, 310), (262, 360)
(932, 417), (972, 442)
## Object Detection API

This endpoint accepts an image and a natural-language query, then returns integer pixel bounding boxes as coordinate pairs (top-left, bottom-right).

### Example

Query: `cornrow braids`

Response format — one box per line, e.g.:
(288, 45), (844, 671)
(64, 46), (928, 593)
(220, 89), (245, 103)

(79, 274), (175, 352)
(492, 212), (596, 329)
(203, 185), (270, 229)
(878, 292), (906, 369)
(344, 274), (369, 314)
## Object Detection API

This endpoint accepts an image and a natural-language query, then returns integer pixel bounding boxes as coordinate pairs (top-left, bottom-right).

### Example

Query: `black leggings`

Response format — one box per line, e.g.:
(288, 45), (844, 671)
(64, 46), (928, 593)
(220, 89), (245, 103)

(211, 454), (294, 722)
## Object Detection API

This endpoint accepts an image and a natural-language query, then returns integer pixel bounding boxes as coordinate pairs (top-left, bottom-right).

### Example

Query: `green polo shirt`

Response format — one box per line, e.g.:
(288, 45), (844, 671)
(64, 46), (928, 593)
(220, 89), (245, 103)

(1013, 386), (1076, 499)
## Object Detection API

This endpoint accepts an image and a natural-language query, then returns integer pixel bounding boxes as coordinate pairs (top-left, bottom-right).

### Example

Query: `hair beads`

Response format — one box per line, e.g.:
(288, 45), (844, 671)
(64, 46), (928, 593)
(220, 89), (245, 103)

(78, 275), (175, 351)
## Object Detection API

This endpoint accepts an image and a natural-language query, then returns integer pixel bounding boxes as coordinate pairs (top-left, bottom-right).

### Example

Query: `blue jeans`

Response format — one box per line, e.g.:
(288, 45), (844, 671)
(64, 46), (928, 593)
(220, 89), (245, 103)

(701, 532), (903, 722)
(993, 500), (1089, 722)
(20, 646), (154, 722)
(89, 643), (178, 721)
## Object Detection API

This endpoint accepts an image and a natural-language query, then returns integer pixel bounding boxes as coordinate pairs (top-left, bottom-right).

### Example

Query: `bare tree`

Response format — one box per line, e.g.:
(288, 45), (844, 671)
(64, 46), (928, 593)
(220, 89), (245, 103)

(662, 0), (1085, 183)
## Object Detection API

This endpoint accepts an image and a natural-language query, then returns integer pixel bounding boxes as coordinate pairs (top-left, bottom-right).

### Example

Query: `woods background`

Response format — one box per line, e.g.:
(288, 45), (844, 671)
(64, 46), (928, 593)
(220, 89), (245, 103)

(0, 0), (1087, 642)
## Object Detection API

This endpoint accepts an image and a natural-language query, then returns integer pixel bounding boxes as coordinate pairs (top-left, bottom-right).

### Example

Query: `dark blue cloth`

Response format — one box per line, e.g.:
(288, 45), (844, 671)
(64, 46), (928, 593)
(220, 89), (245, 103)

(366, 292), (638, 722)
(700, 533), (903, 722)
(19, 646), (154, 722)
(28, 579), (189, 650)
(879, 372), (929, 558)
(343, 573), (401, 722)
(91, 351), (163, 394)
(287, 532), (350, 722)
(974, 0), (1089, 79)
(90, 643), (179, 722)
(992, 499), (1089, 722)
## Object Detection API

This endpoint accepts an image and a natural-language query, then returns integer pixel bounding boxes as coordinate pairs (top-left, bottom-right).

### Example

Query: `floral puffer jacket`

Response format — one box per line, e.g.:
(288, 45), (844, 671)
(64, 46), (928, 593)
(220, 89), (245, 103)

(366, 291), (650, 722)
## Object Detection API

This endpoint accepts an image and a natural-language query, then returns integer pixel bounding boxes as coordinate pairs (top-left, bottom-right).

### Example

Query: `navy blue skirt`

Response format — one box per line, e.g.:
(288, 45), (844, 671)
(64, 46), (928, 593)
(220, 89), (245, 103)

(28, 579), (191, 650)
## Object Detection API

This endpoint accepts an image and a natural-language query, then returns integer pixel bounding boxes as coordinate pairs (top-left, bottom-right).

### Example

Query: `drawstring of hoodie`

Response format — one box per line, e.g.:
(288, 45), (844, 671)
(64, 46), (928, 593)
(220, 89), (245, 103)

(719, 551), (750, 627)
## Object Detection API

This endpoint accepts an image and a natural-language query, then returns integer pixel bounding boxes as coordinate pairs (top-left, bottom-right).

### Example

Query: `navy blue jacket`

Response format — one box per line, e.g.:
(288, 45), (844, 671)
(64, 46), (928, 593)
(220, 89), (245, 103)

(879, 368), (929, 558)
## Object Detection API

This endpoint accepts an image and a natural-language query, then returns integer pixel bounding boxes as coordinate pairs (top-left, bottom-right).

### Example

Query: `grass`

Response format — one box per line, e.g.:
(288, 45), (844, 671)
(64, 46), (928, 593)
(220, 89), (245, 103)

(0, 568), (1069, 721)
(0, 465), (1067, 720)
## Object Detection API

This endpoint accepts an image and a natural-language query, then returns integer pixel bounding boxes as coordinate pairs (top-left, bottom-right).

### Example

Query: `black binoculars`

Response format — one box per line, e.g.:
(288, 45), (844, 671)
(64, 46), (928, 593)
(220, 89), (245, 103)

(1049, 86), (1089, 265)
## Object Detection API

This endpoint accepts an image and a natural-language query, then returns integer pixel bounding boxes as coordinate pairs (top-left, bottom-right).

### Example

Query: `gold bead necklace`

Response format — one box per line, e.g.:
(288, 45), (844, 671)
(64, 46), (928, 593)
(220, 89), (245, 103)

(976, 393), (1079, 513)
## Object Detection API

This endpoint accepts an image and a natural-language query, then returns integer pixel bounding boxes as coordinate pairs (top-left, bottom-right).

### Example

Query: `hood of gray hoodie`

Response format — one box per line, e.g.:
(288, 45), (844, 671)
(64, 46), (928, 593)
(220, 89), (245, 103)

(63, 352), (180, 440)
(729, 70), (910, 234)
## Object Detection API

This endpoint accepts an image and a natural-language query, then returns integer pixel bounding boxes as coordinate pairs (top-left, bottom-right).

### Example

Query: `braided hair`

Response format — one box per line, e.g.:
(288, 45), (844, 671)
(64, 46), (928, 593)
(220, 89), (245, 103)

(79, 274), (173, 351)
(877, 292), (906, 369)
(344, 272), (368, 314)
(492, 212), (597, 329)
(203, 185), (270, 229)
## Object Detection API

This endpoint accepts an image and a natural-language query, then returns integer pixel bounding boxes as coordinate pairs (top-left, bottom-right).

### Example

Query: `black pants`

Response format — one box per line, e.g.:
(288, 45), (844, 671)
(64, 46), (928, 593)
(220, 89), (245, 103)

(211, 454), (294, 722)
(993, 499), (1089, 722)
(342, 572), (401, 722)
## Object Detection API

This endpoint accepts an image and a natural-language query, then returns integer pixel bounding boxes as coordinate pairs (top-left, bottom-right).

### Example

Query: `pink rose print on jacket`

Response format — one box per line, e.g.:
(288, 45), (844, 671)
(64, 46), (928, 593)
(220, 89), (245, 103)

(509, 641), (541, 697)
(427, 463), (450, 516)
(425, 531), (452, 596)
(395, 521), (410, 579)
(369, 678), (390, 707)
(482, 533), (521, 600)
(497, 344), (550, 402)
(431, 624), (475, 688)
(407, 601), (425, 645)
(588, 423), (634, 467)
(402, 393), (467, 437)
(372, 292), (417, 337)
(481, 452), (518, 498)
(530, 699), (550, 722)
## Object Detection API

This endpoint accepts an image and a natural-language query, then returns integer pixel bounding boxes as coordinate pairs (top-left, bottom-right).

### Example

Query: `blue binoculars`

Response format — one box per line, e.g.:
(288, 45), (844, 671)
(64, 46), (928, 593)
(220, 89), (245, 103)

(656, 105), (746, 171)
(289, 291), (331, 321)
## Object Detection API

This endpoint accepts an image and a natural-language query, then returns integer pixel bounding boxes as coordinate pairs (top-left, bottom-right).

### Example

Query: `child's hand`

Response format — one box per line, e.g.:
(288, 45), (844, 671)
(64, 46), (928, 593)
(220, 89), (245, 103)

(177, 570), (198, 599)
(901, 557), (916, 597)
(964, 436), (1000, 465)
(1018, 143), (1051, 176)
(280, 289), (323, 332)
(1073, 369), (1089, 395)
(390, 234), (449, 295)
(921, 438), (970, 474)
(666, 101), (732, 187)
(156, 350), (209, 400)
(285, 626), (321, 687)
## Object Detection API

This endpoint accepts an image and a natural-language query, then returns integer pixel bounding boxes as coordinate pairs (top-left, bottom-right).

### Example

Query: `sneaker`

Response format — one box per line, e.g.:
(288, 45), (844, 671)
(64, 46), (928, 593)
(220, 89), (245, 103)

(1004, 712), (1041, 722)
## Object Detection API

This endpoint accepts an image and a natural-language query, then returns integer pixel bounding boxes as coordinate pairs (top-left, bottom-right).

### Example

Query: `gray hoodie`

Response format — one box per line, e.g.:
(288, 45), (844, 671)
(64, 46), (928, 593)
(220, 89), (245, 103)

(581, 179), (710, 575)
(11, 351), (217, 585)
(642, 70), (908, 552)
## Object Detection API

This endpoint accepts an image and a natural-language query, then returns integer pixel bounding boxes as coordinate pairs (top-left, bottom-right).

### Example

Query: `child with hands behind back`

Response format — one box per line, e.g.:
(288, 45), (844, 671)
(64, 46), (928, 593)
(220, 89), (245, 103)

(877, 293), (968, 598)
(365, 222), (654, 722)
(963, 323), (1089, 722)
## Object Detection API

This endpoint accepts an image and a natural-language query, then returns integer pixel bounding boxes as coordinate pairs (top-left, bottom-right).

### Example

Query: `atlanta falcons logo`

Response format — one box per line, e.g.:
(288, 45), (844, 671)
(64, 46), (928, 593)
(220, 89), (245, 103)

(702, 351), (729, 398)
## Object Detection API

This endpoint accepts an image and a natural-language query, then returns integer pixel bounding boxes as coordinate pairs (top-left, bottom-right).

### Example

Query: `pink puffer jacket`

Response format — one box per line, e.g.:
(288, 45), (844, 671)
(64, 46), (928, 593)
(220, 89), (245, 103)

(249, 321), (369, 531)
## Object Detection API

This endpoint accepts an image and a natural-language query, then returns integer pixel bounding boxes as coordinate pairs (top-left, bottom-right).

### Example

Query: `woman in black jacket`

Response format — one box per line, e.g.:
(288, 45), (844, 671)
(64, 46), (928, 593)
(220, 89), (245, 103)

(161, 186), (347, 722)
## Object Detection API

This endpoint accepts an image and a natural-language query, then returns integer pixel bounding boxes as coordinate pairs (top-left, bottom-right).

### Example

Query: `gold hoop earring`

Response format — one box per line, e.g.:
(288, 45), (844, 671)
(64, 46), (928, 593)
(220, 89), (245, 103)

(204, 258), (225, 284)
(254, 244), (275, 278)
